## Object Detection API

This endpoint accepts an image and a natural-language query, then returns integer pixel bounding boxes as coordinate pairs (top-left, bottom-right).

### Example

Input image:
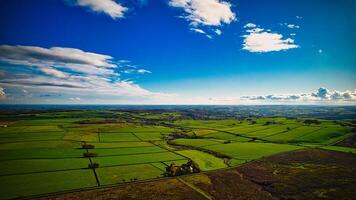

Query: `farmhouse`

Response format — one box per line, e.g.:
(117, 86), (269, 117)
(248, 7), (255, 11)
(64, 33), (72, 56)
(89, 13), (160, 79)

(165, 160), (200, 176)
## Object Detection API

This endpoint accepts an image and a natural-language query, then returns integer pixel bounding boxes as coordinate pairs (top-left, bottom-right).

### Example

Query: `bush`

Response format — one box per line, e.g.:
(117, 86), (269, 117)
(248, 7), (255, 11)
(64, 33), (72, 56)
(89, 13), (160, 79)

(82, 144), (95, 149)
(88, 163), (99, 168)
(83, 152), (98, 157)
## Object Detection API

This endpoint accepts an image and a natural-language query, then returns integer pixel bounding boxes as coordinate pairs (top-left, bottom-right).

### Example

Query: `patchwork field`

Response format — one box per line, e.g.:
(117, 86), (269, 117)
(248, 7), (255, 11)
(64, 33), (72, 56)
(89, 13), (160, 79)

(0, 110), (355, 199)
(37, 148), (356, 200)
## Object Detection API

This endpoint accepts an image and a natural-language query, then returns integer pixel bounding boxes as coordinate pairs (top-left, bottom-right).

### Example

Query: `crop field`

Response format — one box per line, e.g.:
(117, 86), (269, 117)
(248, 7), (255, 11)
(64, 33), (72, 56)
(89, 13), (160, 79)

(0, 110), (355, 199)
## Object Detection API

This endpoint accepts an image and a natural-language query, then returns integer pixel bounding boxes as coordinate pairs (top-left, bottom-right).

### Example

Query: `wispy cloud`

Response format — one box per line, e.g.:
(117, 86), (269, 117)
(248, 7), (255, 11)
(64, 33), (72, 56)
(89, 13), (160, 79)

(0, 86), (5, 100)
(190, 28), (213, 38)
(0, 45), (116, 75)
(0, 45), (168, 102)
(242, 23), (299, 53)
(69, 0), (128, 19)
(169, 0), (236, 37)
(137, 69), (151, 74)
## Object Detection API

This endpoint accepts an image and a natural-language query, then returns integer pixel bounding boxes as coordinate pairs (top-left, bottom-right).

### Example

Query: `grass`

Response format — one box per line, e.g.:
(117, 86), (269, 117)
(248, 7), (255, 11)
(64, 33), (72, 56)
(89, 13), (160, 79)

(0, 111), (353, 199)
(0, 148), (84, 160)
(96, 164), (164, 185)
(92, 152), (185, 166)
(202, 132), (251, 142)
(100, 132), (140, 142)
(0, 158), (89, 175)
(177, 150), (227, 171)
(172, 138), (223, 147)
(133, 132), (167, 141)
(0, 140), (81, 150)
(91, 141), (154, 148)
(0, 169), (97, 200)
(265, 126), (321, 142)
(150, 162), (168, 171)
(228, 158), (247, 166)
(321, 146), (356, 154)
(297, 126), (352, 144)
(203, 142), (304, 160)
(88, 146), (167, 156)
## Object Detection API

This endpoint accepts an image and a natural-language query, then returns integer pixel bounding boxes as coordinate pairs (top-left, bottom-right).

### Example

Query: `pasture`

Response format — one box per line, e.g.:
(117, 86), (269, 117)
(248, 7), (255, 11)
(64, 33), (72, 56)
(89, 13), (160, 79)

(0, 110), (355, 199)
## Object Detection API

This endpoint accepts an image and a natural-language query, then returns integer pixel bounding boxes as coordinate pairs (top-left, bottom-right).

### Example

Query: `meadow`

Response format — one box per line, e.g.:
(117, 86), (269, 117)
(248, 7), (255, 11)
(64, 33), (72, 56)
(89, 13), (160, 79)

(0, 110), (355, 199)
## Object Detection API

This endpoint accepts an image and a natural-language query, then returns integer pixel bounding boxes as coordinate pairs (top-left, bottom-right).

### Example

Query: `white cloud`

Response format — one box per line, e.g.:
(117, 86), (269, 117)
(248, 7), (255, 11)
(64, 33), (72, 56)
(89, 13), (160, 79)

(0, 86), (5, 100)
(244, 23), (256, 28)
(296, 15), (303, 19)
(169, 0), (236, 36)
(0, 45), (116, 75)
(206, 35), (213, 39)
(241, 87), (356, 103)
(242, 25), (299, 53)
(69, 97), (81, 101)
(286, 24), (300, 29)
(137, 69), (152, 74)
(312, 87), (329, 98)
(190, 28), (206, 34)
(318, 49), (323, 53)
(246, 27), (264, 33)
(0, 45), (169, 101)
(40, 67), (68, 78)
(290, 33), (296, 36)
(73, 0), (128, 19)
(190, 28), (213, 38)
(169, 0), (235, 26)
(215, 29), (222, 35)
(122, 69), (135, 74)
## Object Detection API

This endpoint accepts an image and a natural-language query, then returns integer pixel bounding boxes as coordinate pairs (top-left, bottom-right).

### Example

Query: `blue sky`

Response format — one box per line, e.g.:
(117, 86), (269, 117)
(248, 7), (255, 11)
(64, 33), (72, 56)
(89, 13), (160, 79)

(0, 0), (355, 104)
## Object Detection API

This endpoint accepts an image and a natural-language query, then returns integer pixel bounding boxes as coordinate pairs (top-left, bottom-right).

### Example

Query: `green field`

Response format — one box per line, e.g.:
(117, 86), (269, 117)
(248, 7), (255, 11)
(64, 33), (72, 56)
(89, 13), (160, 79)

(176, 150), (227, 171)
(0, 110), (355, 199)
(96, 164), (164, 185)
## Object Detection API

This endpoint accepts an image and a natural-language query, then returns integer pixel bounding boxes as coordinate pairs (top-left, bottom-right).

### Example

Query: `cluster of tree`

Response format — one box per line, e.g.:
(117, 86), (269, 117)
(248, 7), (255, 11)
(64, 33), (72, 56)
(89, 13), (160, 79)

(264, 121), (277, 126)
(82, 143), (95, 149)
(88, 163), (99, 169)
(165, 160), (200, 177)
(303, 119), (321, 125)
(83, 152), (97, 157)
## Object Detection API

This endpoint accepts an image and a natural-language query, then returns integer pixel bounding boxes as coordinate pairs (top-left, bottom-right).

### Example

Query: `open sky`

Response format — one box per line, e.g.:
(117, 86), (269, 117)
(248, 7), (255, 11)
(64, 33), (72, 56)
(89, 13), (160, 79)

(0, 0), (355, 104)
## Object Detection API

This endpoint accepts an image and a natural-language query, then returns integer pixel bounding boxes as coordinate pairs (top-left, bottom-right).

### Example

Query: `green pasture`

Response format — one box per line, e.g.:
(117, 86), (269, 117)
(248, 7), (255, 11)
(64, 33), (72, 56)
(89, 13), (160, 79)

(0, 140), (81, 150)
(91, 141), (154, 148)
(96, 164), (164, 185)
(203, 142), (304, 160)
(89, 146), (167, 156)
(0, 169), (97, 200)
(0, 148), (84, 160)
(0, 111), (354, 199)
(92, 151), (184, 166)
(321, 146), (356, 154)
(177, 150), (227, 171)
(100, 132), (139, 142)
(0, 158), (89, 175)
(172, 138), (224, 147)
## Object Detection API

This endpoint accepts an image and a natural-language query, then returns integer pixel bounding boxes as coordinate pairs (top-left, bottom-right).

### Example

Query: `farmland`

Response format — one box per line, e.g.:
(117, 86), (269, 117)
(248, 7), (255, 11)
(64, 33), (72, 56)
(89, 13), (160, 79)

(0, 107), (355, 199)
